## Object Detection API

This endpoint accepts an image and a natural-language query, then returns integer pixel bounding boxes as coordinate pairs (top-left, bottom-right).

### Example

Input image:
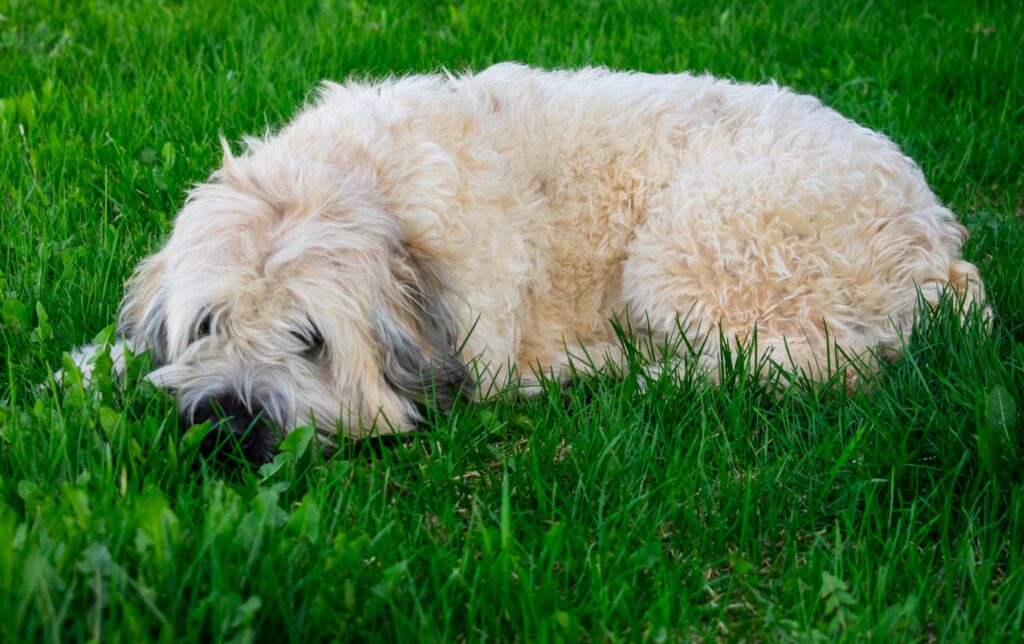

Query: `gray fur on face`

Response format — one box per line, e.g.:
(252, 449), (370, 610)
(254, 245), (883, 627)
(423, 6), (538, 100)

(373, 315), (471, 414)
(117, 290), (169, 367)
(373, 252), (472, 416)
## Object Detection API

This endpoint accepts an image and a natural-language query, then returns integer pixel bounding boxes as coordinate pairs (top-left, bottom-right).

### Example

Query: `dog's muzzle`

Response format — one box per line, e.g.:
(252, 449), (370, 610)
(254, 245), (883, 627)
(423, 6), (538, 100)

(188, 395), (279, 465)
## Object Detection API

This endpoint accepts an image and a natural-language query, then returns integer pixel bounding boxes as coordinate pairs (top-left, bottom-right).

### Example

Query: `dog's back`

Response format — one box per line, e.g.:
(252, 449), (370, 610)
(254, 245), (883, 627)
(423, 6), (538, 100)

(283, 64), (982, 382)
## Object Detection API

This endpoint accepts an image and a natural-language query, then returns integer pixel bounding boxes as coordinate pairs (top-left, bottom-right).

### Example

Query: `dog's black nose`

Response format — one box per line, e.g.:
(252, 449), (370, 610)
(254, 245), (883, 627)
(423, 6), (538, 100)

(187, 395), (278, 465)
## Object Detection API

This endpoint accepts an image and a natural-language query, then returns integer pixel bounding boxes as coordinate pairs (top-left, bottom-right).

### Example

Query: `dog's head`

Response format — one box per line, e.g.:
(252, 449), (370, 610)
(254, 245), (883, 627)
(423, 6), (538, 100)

(119, 141), (470, 463)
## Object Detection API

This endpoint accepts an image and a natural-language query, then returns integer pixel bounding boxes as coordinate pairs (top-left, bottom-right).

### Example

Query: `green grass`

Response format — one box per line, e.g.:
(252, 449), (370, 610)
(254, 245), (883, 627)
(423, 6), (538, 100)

(2, 0), (1023, 640)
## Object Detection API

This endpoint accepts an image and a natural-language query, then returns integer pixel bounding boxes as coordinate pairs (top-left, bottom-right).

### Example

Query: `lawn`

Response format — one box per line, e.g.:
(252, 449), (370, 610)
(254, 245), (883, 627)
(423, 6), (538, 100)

(2, 0), (1023, 640)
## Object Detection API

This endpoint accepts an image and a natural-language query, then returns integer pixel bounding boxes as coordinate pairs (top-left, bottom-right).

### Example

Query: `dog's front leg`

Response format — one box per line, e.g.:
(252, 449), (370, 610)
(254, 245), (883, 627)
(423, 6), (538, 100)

(58, 337), (140, 386)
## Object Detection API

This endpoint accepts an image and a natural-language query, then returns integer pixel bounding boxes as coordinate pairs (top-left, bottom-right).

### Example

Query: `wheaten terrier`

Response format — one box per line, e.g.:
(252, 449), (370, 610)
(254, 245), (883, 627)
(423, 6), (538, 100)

(70, 63), (985, 462)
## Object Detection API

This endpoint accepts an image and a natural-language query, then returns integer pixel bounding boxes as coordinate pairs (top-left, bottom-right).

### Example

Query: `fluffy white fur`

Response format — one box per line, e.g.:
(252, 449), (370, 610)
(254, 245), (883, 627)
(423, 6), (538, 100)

(71, 63), (985, 444)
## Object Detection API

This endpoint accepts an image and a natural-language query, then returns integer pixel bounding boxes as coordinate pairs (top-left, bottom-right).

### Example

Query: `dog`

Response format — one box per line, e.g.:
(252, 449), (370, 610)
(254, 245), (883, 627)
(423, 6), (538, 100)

(68, 63), (986, 463)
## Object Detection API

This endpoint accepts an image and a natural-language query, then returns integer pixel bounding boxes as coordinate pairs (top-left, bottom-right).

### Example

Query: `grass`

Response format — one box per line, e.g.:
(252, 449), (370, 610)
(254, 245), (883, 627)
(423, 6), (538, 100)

(1, 0), (1023, 639)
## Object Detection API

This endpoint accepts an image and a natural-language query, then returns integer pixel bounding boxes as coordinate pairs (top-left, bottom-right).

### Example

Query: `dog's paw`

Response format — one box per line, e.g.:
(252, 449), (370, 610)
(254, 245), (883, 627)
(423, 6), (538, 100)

(55, 338), (139, 387)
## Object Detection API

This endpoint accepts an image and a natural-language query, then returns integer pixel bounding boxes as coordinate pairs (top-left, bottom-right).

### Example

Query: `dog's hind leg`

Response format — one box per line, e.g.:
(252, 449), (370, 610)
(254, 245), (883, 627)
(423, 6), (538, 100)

(619, 173), (830, 381)
(620, 161), (985, 385)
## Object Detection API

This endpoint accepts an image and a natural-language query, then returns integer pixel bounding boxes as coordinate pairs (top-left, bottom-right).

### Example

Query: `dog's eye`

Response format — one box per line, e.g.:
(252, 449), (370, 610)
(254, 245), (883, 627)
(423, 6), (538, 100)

(290, 325), (325, 358)
(190, 313), (213, 344)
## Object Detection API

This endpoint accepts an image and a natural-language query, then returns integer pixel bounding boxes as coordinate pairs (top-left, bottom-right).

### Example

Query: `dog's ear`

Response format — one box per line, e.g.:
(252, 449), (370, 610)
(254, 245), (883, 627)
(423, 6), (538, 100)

(373, 250), (471, 414)
(116, 253), (169, 366)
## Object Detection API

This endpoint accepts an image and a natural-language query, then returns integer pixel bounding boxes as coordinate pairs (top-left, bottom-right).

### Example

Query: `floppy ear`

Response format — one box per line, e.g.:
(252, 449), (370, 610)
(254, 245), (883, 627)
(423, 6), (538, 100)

(373, 250), (471, 414)
(116, 253), (170, 366)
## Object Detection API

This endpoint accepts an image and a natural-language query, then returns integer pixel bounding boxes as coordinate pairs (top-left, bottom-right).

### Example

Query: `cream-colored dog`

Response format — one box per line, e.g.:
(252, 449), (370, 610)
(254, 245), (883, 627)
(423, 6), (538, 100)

(71, 63), (985, 462)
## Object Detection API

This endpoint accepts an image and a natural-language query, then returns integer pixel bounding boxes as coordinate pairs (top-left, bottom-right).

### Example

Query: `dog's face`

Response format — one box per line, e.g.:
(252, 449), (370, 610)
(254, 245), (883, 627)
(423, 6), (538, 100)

(119, 145), (469, 463)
